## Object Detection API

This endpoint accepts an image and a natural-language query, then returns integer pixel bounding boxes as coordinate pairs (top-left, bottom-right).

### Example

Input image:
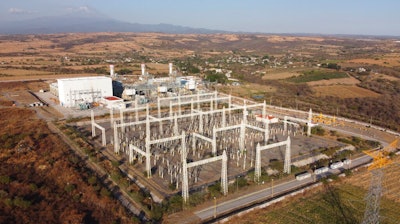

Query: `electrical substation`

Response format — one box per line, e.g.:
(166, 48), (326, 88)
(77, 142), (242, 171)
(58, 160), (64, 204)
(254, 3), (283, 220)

(44, 62), (350, 204)
(89, 91), (345, 203)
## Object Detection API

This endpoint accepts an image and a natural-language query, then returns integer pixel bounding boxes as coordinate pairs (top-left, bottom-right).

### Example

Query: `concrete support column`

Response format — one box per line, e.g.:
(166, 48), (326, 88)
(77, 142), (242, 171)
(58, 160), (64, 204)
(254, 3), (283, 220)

(284, 137), (291, 174)
(91, 110), (95, 137)
(307, 108), (312, 137)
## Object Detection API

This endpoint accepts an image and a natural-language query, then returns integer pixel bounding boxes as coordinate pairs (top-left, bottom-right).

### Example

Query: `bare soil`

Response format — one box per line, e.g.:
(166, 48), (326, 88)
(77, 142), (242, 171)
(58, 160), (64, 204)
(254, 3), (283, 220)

(306, 76), (360, 86)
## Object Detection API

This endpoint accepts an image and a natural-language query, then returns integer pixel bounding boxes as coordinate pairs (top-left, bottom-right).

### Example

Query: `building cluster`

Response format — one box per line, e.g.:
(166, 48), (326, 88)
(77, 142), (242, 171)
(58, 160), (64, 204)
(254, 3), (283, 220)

(49, 63), (199, 110)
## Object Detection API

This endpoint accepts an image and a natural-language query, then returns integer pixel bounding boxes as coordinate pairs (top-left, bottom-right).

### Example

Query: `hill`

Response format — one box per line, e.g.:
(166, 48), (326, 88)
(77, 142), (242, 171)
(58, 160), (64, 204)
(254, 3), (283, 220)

(0, 10), (223, 35)
(0, 105), (136, 223)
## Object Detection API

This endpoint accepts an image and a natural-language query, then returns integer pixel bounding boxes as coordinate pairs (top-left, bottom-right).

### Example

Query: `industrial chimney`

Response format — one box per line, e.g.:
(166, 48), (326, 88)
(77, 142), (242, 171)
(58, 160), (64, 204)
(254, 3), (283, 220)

(141, 63), (146, 76)
(169, 63), (173, 75)
(110, 65), (114, 77)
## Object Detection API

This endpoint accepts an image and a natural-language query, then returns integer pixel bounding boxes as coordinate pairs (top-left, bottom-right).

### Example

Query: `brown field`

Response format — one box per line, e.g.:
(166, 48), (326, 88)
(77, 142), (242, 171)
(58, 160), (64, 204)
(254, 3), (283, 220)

(307, 76), (360, 86)
(312, 85), (381, 98)
(217, 83), (277, 99)
(264, 35), (325, 43)
(0, 68), (54, 76)
(347, 54), (400, 67)
(0, 73), (101, 82)
(261, 71), (301, 80)
(370, 73), (400, 81)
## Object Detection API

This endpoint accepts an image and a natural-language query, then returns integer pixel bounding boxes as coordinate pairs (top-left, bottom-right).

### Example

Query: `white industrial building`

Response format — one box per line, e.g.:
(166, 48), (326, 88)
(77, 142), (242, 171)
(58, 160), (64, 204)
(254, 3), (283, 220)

(54, 76), (113, 107)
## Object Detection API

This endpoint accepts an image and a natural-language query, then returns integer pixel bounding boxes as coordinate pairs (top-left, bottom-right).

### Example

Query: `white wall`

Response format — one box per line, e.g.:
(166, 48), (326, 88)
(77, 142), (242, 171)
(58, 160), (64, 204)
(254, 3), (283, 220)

(58, 77), (113, 107)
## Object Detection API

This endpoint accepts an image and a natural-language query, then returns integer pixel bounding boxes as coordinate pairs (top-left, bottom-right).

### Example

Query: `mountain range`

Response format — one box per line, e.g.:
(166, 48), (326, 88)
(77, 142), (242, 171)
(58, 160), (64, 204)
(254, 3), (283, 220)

(0, 10), (224, 34)
(1, 9), (396, 38)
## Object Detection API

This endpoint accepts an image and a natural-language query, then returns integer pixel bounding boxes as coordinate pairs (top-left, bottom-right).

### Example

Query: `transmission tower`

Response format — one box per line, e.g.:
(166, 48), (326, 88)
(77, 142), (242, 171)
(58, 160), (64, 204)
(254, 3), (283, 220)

(361, 169), (383, 224)
(361, 139), (398, 224)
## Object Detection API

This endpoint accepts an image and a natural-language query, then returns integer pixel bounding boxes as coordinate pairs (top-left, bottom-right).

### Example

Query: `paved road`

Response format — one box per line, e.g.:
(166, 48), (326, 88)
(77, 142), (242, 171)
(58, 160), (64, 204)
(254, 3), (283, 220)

(192, 99), (392, 221)
(195, 154), (373, 220)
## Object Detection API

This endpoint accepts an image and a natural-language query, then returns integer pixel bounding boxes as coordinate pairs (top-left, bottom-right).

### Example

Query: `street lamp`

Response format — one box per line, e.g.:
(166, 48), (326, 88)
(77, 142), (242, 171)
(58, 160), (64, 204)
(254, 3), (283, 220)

(149, 197), (153, 211)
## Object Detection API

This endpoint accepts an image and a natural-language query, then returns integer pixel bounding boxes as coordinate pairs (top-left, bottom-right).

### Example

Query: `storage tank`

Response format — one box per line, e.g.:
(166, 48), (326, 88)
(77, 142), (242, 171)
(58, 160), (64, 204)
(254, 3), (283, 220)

(169, 63), (173, 75)
(141, 63), (146, 76)
(110, 65), (114, 77)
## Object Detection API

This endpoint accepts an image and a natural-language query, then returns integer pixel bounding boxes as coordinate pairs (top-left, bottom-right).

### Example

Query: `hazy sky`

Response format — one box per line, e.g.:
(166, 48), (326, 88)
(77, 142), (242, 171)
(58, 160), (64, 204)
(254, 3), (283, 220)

(1, 0), (400, 35)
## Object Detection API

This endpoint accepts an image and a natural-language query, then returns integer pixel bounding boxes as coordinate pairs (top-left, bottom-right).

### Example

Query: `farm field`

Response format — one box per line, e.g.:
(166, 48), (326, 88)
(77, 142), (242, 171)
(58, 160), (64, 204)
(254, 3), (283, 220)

(261, 71), (302, 80)
(285, 70), (348, 83)
(347, 55), (400, 67)
(217, 83), (277, 100)
(306, 76), (360, 86)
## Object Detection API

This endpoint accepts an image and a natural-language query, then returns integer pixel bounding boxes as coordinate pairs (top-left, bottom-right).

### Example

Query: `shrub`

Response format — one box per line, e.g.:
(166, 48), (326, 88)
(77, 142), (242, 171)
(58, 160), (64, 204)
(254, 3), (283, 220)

(100, 187), (111, 198)
(311, 126), (325, 136)
(88, 176), (97, 185)
(167, 195), (183, 213)
(13, 197), (32, 209)
(0, 175), (11, 184)
(64, 183), (76, 193)
(150, 204), (164, 222)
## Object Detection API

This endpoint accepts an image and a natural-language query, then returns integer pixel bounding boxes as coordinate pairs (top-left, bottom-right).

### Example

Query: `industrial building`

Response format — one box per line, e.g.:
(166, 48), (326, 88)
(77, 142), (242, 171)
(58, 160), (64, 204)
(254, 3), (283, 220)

(120, 63), (198, 101)
(51, 76), (113, 108)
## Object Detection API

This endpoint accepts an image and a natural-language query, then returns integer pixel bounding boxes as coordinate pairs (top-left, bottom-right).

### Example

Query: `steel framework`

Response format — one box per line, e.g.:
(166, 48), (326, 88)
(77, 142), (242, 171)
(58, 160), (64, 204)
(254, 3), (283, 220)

(255, 136), (291, 182)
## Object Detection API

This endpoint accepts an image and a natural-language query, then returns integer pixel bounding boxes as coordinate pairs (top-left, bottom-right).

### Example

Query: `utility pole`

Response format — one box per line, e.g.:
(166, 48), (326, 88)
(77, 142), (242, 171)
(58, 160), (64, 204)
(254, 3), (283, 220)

(236, 175), (240, 192)
(271, 178), (274, 197)
(214, 197), (217, 218)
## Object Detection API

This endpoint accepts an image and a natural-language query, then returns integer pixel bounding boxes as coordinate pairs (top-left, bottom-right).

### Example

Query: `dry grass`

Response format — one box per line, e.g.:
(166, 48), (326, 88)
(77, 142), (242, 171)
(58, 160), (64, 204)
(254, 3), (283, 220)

(348, 156), (400, 203)
(312, 85), (380, 98)
(231, 155), (400, 224)
(0, 68), (53, 76)
(307, 76), (360, 86)
(0, 73), (101, 82)
(264, 35), (325, 43)
(370, 73), (400, 81)
(217, 83), (277, 99)
(261, 71), (301, 80)
(347, 54), (400, 67)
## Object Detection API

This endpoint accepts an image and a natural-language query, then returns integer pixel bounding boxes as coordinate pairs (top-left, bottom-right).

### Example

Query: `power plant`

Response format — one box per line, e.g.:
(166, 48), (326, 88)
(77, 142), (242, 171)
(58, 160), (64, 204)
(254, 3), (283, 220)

(42, 60), (397, 222)
(50, 63), (197, 109)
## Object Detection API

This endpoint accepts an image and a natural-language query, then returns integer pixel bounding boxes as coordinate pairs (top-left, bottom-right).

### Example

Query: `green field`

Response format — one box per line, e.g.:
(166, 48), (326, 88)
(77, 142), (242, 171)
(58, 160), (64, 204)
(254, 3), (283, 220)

(233, 183), (400, 224)
(286, 70), (348, 83)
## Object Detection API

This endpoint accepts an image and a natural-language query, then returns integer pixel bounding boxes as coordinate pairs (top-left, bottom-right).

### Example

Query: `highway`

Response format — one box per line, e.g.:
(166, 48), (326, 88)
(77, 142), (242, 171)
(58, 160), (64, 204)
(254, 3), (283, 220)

(195, 154), (373, 221)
